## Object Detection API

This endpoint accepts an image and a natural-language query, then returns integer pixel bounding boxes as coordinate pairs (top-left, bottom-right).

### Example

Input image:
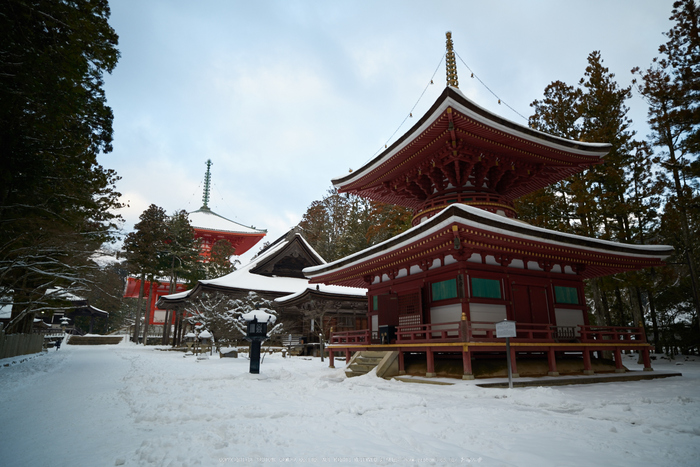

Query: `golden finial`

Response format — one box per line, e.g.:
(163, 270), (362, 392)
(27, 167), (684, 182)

(445, 31), (459, 88)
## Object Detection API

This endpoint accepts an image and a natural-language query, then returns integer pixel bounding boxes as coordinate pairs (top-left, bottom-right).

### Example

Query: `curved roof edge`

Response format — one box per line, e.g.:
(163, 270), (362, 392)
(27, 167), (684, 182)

(332, 86), (611, 188)
(189, 207), (267, 235)
(304, 203), (673, 280)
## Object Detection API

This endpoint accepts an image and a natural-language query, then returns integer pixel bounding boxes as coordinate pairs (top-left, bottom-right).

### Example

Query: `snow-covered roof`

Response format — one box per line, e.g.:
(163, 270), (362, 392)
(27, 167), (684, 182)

(0, 300), (11, 319)
(199, 236), (310, 293)
(158, 231), (366, 305)
(275, 284), (367, 304)
(304, 203), (674, 284)
(45, 287), (85, 302)
(188, 207), (266, 235)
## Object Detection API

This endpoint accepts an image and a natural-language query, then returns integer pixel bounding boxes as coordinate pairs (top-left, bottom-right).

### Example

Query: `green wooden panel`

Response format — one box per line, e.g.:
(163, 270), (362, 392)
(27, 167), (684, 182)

(431, 279), (458, 301)
(554, 286), (579, 304)
(471, 277), (501, 299)
(373, 295), (379, 311)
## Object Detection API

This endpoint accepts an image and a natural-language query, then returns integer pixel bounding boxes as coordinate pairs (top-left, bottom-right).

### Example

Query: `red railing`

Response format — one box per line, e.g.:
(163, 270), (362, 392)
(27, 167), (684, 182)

(578, 325), (646, 343)
(396, 322), (462, 342)
(330, 323), (646, 345)
(465, 321), (558, 341)
(330, 329), (371, 344)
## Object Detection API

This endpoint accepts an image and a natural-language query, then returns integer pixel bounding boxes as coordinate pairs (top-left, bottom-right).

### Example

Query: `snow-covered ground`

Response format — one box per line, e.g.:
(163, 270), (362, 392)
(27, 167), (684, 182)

(1, 341), (698, 467)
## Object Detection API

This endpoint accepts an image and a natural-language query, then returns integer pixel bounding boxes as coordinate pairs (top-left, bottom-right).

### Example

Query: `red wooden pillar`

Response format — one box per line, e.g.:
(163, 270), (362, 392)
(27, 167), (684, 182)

(547, 347), (559, 376)
(426, 348), (436, 377)
(460, 312), (468, 341)
(509, 346), (519, 378)
(642, 347), (653, 371)
(582, 348), (594, 375)
(398, 350), (406, 375)
(328, 349), (335, 368)
(346, 349), (352, 364)
(462, 348), (474, 380)
(614, 348), (625, 373)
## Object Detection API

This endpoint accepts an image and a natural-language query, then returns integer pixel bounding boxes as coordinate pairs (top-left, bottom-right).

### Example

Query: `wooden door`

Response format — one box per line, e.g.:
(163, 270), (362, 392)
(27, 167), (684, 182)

(511, 284), (532, 323)
(511, 284), (550, 324)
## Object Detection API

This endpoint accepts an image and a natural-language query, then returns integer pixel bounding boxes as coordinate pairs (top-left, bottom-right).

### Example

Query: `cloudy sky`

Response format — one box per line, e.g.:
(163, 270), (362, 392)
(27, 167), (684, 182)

(102, 0), (677, 263)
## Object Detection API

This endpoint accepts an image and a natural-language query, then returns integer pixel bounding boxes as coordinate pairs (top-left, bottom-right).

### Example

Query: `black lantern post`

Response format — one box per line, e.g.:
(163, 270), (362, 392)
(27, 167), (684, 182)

(241, 308), (276, 374)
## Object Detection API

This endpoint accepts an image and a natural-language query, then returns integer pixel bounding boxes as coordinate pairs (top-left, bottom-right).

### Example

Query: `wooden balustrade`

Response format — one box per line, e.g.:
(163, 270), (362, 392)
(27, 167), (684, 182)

(396, 322), (462, 342)
(329, 323), (646, 345)
(578, 325), (646, 343)
(330, 329), (371, 344)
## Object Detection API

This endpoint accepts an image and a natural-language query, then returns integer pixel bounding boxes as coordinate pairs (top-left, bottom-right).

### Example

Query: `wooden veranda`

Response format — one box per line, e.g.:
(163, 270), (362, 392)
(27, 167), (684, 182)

(327, 315), (653, 379)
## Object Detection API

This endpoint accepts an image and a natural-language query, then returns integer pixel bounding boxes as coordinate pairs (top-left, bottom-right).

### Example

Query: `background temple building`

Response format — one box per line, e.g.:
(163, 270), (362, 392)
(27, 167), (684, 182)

(123, 160), (266, 327)
(304, 33), (673, 379)
(158, 228), (367, 347)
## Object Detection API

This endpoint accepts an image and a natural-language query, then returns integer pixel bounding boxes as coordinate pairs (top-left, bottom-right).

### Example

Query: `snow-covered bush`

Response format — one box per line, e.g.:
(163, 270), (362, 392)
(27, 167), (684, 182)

(187, 291), (283, 351)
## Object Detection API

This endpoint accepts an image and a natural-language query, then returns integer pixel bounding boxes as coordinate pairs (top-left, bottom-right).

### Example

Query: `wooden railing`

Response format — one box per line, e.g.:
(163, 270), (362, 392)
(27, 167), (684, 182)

(329, 323), (646, 345)
(396, 322), (462, 342)
(578, 325), (646, 343)
(330, 329), (371, 344)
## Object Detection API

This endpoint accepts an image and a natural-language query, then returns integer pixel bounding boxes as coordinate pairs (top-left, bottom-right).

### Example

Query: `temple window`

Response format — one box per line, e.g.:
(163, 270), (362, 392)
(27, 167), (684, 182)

(470, 277), (502, 299)
(431, 278), (458, 301)
(554, 286), (579, 305)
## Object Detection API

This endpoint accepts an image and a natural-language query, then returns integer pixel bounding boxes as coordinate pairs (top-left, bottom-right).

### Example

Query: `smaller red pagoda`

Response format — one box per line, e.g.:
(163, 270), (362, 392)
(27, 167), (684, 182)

(188, 160), (267, 260)
(124, 160), (267, 326)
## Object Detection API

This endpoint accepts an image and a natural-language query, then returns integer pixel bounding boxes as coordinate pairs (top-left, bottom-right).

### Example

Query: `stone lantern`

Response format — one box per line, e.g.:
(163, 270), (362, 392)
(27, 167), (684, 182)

(185, 332), (196, 354)
(240, 308), (276, 374)
(198, 330), (213, 356)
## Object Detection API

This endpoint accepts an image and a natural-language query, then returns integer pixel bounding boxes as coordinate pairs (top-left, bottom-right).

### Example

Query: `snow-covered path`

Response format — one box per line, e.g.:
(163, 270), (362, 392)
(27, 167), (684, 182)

(1, 341), (699, 467)
(0, 342), (140, 465)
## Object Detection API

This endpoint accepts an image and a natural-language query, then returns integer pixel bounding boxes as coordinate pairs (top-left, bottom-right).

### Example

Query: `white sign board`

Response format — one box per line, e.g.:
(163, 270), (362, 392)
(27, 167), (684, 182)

(495, 320), (517, 338)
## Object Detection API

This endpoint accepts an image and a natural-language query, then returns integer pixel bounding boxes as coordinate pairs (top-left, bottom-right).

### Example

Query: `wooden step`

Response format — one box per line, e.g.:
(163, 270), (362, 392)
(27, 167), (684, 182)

(346, 351), (390, 377)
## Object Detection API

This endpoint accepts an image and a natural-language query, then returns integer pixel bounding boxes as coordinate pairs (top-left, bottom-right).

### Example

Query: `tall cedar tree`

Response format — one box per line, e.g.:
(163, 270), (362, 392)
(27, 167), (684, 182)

(0, 0), (122, 333)
(519, 52), (657, 329)
(122, 205), (168, 343)
(633, 0), (700, 335)
(204, 239), (239, 279)
(161, 210), (201, 343)
(298, 188), (412, 262)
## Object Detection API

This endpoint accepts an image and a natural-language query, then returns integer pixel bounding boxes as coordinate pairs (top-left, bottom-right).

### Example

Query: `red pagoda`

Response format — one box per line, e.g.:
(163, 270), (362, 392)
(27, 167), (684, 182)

(124, 160), (267, 326)
(188, 160), (267, 260)
(304, 33), (673, 379)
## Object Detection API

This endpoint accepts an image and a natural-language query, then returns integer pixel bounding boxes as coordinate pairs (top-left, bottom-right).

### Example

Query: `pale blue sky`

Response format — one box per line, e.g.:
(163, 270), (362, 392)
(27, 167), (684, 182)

(102, 0), (676, 263)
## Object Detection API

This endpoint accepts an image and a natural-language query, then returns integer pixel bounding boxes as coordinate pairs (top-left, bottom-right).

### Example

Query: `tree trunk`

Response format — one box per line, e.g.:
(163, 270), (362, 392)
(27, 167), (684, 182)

(613, 286), (626, 327)
(132, 273), (145, 343)
(162, 309), (171, 345)
(172, 308), (181, 347)
(142, 281), (154, 345)
(628, 286), (644, 328)
(668, 146), (700, 335)
(647, 268), (662, 353)
(178, 312), (186, 345)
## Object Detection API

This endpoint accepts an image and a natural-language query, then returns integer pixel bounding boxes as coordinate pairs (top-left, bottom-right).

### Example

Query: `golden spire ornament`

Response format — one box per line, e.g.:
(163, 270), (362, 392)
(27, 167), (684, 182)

(445, 31), (459, 88)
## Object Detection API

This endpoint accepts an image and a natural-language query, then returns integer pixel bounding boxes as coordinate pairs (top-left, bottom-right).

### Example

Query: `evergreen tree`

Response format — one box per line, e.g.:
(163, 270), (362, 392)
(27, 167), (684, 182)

(299, 187), (412, 262)
(122, 205), (168, 343)
(365, 201), (413, 245)
(633, 0), (700, 334)
(518, 81), (582, 232)
(522, 52), (659, 329)
(0, 0), (122, 333)
(204, 239), (239, 279)
(160, 210), (201, 343)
